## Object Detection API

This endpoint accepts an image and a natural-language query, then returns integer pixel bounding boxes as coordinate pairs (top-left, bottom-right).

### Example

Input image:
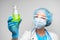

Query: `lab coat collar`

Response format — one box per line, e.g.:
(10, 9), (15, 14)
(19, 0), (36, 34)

(30, 28), (37, 40)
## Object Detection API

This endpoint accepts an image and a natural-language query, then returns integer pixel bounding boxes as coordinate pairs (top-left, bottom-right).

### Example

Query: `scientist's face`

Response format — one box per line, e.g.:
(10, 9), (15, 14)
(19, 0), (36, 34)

(34, 12), (46, 20)
(33, 12), (47, 29)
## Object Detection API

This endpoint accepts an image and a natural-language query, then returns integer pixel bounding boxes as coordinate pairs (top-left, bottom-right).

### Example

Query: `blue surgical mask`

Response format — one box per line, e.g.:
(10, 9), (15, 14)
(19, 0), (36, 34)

(33, 18), (46, 29)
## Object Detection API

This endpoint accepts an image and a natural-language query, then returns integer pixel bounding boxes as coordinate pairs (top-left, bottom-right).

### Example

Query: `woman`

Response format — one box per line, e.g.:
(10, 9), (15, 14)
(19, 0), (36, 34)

(8, 8), (58, 40)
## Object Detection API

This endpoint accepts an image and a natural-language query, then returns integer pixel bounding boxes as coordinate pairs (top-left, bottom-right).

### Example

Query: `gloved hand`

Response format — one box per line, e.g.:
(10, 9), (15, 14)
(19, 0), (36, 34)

(7, 16), (22, 38)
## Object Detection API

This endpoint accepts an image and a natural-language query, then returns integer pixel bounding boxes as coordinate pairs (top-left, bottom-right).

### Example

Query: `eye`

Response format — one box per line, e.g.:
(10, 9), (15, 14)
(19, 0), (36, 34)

(34, 16), (38, 18)
(41, 17), (46, 20)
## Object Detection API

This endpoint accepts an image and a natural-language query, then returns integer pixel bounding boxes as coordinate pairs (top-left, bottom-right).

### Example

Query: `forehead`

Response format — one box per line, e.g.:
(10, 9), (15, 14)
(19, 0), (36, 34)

(36, 12), (46, 17)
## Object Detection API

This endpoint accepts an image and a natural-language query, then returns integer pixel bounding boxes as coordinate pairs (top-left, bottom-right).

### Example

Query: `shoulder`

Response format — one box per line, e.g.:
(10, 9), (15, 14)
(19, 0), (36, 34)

(48, 31), (59, 40)
(22, 30), (31, 36)
(20, 30), (31, 40)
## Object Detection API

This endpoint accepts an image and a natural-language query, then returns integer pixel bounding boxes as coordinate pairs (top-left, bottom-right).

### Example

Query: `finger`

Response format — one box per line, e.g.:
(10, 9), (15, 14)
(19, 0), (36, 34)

(8, 16), (13, 22)
(8, 24), (18, 33)
(8, 22), (17, 25)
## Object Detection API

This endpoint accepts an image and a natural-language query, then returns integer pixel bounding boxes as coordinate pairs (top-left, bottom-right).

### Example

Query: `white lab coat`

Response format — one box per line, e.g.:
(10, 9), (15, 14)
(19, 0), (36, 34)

(20, 29), (58, 40)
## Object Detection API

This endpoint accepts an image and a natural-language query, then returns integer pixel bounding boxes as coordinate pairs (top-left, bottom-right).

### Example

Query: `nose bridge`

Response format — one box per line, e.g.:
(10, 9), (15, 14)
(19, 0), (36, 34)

(37, 18), (43, 22)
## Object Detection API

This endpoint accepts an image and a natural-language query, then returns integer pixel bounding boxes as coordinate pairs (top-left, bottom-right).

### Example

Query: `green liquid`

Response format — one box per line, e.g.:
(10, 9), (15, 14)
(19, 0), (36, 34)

(12, 13), (21, 22)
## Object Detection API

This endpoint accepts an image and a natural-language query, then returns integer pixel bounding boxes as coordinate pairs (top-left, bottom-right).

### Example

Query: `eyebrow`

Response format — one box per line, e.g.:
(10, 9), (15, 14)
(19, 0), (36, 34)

(37, 14), (46, 17)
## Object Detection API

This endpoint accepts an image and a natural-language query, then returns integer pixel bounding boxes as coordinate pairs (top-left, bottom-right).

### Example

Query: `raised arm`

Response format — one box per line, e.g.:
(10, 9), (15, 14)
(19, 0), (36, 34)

(7, 16), (22, 40)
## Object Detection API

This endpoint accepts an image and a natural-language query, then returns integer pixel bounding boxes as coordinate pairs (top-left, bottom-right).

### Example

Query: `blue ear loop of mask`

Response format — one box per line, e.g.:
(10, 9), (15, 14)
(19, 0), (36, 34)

(33, 8), (52, 27)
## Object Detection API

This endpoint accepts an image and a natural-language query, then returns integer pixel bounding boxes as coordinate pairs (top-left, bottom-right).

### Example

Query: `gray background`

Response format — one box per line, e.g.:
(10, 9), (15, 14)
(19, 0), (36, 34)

(0, 0), (60, 40)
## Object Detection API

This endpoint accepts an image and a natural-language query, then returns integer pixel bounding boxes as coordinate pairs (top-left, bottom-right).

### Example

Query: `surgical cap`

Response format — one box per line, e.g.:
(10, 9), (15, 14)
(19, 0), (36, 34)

(34, 8), (52, 27)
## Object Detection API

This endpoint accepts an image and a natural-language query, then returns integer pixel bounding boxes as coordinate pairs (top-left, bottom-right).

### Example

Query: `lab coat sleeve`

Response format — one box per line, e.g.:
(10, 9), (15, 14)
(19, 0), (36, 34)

(49, 32), (59, 40)
(20, 31), (31, 40)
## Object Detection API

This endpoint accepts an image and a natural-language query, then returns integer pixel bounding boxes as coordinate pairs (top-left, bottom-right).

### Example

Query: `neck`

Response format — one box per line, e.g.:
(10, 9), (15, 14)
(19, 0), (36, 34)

(36, 27), (45, 36)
